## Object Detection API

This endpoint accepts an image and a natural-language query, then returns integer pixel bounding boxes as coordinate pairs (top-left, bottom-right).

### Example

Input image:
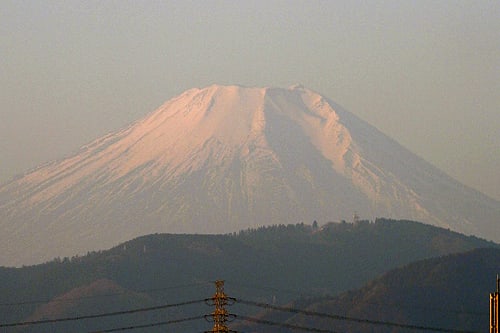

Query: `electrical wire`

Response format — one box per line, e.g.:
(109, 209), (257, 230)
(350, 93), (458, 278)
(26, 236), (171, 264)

(235, 315), (342, 333)
(0, 299), (205, 328)
(225, 280), (305, 297)
(361, 299), (488, 317)
(227, 281), (488, 318)
(291, 295), (488, 318)
(235, 298), (481, 333)
(224, 280), (486, 320)
(87, 315), (206, 333)
(0, 281), (211, 307)
(0, 284), (488, 333)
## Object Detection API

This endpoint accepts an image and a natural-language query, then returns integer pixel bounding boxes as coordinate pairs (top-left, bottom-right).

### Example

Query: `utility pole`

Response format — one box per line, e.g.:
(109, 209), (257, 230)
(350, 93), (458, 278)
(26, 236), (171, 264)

(491, 275), (499, 333)
(205, 280), (236, 333)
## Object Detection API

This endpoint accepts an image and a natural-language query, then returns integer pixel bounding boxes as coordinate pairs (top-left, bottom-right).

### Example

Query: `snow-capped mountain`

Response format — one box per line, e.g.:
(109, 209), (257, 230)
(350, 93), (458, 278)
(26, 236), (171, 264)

(0, 84), (498, 266)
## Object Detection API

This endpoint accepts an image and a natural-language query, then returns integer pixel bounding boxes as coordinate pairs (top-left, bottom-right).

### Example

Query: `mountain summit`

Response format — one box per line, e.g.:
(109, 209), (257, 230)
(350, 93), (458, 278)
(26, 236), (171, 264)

(0, 85), (498, 266)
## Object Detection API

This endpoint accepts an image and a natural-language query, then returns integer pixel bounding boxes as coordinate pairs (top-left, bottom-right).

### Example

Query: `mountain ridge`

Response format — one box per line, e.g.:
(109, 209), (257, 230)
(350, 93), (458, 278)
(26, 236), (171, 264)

(0, 219), (497, 332)
(0, 84), (498, 266)
(236, 247), (500, 333)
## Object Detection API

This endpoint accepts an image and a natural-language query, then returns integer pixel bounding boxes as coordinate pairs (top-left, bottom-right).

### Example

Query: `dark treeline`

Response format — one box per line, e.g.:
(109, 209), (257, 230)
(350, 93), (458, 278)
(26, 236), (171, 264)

(0, 218), (497, 332)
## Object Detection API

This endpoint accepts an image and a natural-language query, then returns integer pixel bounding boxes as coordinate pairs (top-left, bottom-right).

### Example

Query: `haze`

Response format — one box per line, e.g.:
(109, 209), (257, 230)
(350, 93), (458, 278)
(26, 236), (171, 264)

(1, 1), (499, 200)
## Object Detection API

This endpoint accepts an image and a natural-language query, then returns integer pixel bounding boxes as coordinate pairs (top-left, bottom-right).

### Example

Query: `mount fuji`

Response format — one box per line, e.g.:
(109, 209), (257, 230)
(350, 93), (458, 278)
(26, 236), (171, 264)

(0, 84), (498, 266)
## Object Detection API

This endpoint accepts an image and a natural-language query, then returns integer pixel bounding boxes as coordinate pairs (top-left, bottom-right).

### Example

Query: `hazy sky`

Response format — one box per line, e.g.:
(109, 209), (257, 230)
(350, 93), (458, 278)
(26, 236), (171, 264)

(1, 1), (499, 200)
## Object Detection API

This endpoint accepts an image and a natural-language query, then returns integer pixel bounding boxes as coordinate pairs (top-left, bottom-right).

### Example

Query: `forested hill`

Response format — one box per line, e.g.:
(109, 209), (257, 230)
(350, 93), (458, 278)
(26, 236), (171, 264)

(236, 247), (500, 333)
(0, 218), (497, 332)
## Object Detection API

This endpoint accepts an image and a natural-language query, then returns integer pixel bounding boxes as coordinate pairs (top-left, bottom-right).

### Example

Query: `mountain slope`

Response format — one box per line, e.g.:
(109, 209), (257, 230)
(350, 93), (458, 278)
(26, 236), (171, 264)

(0, 220), (496, 332)
(0, 84), (498, 266)
(237, 247), (500, 333)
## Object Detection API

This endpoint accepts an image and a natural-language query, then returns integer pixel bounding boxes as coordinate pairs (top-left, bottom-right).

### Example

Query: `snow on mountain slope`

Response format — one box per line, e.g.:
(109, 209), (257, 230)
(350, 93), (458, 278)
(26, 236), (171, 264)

(0, 84), (498, 266)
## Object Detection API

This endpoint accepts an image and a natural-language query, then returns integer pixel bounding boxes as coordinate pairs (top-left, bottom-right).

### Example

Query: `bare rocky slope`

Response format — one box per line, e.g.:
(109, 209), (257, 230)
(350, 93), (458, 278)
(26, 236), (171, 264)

(0, 84), (498, 266)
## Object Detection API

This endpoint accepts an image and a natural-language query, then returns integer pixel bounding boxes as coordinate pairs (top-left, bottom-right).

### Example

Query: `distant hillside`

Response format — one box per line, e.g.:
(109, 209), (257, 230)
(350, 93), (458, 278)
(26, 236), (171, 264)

(237, 247), (500, 333)
(0, 219), (497, 332)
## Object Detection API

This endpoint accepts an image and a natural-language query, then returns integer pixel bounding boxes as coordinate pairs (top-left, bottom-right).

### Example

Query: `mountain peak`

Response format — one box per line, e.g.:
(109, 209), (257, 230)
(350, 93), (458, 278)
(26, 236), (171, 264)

(0, 84), (498, 266)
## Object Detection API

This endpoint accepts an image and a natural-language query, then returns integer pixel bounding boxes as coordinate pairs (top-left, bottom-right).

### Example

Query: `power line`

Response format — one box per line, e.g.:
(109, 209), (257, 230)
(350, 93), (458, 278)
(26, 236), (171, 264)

(87, 315), (206, 333)
(0, 283), (488, 333)
(2, 283), (485, 320)
(235, 315), (342, 333)
(0, 299), (205, 328)
(0, 288), (487, 333)
(361, 299), (488, 317)
(235, 298), (481, 333)
(295, 295), (488, 318)
(225, 280), (304, 297)
(0, 281), (211, 307)
(228, 281), (487, 318)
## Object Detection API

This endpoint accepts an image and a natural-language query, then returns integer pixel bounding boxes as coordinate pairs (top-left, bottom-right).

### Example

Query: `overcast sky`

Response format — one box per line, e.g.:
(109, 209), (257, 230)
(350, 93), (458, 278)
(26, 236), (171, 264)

(1, 0), (499, 200)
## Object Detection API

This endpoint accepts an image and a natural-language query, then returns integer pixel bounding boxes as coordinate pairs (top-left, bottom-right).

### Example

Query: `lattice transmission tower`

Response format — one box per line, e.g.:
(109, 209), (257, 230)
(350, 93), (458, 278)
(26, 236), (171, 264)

(491, 275), (499, 333)
(205, 280), (236, 333)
